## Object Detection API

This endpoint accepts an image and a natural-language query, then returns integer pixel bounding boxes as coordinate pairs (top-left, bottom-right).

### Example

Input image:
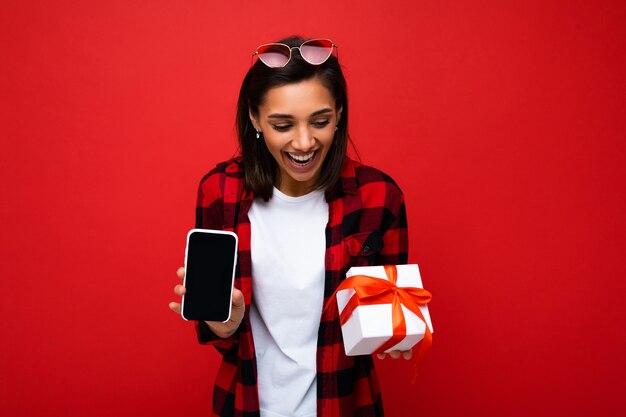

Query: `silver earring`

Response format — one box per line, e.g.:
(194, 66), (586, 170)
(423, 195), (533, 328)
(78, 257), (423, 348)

(256, 130), (261, 139)
(335, 125), (338, 132)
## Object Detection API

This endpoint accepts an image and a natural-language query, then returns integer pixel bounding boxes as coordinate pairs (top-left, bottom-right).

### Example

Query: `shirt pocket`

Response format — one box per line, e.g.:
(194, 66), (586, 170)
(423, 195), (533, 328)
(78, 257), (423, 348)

(343, 230), (384, 267)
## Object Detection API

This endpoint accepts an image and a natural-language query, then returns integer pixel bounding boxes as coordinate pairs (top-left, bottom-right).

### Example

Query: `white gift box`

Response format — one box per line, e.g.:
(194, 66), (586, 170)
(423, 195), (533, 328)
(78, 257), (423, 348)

(337, 264), (434, 356)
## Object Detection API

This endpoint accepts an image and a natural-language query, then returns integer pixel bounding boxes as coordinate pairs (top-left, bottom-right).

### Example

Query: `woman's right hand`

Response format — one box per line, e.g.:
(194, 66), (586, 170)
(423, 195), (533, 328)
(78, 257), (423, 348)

(168, 266), (246, 339)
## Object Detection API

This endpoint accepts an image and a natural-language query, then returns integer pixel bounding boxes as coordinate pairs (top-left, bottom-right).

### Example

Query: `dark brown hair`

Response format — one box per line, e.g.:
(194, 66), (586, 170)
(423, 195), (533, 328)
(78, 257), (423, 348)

(236, 36), (349, 201)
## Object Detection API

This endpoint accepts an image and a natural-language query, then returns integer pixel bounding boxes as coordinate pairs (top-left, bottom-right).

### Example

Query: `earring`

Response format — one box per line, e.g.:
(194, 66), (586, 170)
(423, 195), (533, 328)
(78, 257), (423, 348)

(256, 130), (261, 139)
(335, 125), (338, 132)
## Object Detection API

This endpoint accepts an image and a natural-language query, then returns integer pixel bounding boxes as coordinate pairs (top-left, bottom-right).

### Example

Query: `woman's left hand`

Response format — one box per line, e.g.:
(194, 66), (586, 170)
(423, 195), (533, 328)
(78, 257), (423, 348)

(376, 349), (412, 360)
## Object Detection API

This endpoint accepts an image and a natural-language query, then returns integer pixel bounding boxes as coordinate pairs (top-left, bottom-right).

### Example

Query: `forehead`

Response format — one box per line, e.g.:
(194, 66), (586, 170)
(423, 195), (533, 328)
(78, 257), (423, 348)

(259, 78), (336, 115)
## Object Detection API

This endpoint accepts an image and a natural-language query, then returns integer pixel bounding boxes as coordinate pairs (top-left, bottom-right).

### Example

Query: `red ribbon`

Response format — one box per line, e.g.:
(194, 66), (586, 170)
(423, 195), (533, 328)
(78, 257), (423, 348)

(326, 265), (433, 370)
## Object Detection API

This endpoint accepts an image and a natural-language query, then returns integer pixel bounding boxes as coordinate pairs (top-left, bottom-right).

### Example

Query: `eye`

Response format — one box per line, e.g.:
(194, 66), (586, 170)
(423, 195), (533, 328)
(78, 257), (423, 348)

(312, 119), (331, 128)
(272, 124), (292, 132)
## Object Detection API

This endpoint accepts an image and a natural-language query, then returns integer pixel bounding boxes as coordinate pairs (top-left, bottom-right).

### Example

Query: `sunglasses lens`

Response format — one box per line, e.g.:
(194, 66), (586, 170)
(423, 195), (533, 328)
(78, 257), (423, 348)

(256, 44), (291, 68)
(300, 39), (333, 65)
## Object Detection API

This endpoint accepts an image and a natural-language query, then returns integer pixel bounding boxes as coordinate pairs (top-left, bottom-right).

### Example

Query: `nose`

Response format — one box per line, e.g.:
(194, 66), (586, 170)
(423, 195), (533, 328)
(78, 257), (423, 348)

(291, 124), (316, 151)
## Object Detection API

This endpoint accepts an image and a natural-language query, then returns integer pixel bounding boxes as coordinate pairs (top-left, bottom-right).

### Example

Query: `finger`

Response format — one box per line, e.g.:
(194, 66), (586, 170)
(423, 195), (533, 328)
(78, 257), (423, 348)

(176, 267), (185, 280)
(389, 350), (402, 359)
(174, 284), (186, 296)
(402, 349), (413, 360)
(169, 302), (181, 314)
(232, 288), (245, 307)
(376, 353), (386, 360)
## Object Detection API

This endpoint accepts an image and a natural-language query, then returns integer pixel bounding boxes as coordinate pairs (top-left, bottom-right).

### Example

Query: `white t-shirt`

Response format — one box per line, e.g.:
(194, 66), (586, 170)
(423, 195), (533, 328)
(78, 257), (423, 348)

(248, 187), (329, 417)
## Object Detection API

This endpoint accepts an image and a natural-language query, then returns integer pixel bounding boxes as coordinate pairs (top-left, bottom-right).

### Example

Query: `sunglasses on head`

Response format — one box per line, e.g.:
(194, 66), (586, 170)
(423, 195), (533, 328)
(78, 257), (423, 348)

(252, 38), (337, 68)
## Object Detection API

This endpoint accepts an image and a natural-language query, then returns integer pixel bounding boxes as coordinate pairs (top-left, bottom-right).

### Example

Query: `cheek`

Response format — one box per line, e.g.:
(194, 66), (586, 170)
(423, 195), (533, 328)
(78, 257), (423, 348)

(264, 137), (291, 164)
(321, 130), (336, 146)
(261, 132), (283, 151)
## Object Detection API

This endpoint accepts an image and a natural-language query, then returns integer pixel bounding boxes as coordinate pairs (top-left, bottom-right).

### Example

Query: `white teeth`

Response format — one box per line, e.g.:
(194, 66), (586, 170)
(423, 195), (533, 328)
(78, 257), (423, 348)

(288, 151), (315, 163)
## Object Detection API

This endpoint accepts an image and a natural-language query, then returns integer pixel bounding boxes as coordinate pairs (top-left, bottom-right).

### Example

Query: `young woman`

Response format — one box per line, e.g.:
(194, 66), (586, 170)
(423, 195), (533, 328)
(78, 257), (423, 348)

(169, 36), (412, 417)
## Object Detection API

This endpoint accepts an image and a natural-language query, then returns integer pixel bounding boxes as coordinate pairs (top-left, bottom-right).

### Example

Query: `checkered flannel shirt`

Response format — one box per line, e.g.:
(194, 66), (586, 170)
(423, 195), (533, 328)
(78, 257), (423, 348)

(194, 155), (409, 417)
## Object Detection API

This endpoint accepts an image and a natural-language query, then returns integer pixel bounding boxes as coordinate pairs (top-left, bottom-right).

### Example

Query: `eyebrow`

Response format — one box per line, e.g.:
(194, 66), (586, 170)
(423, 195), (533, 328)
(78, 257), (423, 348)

(267, 108), (334, 119)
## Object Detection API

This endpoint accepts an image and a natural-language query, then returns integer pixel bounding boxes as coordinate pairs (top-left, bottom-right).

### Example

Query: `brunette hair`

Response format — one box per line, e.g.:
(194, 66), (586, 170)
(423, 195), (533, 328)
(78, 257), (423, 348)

(236, 36), (349, 201)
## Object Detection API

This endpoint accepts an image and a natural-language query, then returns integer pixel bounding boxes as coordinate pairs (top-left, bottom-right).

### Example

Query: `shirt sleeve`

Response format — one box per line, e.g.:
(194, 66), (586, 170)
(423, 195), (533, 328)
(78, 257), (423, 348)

(193, 171), (239, 354)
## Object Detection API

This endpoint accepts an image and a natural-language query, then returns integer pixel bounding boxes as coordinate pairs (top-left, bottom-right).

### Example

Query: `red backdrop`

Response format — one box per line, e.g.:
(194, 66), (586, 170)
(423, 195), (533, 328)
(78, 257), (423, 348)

(2, 1), (625, 416)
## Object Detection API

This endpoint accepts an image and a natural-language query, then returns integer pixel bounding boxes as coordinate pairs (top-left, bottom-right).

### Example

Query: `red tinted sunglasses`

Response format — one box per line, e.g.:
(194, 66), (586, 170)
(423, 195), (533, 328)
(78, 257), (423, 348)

(252, 39), (337, 68)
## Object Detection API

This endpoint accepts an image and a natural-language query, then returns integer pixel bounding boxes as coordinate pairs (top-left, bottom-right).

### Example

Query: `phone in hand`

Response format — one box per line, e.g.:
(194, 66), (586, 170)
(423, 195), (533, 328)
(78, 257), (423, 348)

(182, 229), (238, 322)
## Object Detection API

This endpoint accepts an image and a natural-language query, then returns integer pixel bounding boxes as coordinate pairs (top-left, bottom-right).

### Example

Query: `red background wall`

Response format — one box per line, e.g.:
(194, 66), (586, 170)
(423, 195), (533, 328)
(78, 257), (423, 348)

(2, 1), (625, 416)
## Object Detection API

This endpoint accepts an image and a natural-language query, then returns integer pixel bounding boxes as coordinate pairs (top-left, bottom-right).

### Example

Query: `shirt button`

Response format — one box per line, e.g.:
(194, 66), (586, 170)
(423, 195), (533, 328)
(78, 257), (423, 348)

(363, 245), (370, 252)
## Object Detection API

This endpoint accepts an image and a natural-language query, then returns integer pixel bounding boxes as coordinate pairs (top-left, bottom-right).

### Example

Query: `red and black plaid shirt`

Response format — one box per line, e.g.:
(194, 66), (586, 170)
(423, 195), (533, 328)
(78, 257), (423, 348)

(195, 156), (408, 417)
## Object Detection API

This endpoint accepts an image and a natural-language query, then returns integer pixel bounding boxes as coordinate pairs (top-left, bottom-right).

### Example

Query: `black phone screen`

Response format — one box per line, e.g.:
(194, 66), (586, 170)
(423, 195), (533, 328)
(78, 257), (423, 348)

(182, 230), (237, 322)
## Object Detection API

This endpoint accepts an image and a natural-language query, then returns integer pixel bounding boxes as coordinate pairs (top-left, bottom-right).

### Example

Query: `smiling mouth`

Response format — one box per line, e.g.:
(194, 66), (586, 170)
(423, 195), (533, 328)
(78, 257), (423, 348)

(286, 151), (316, 166)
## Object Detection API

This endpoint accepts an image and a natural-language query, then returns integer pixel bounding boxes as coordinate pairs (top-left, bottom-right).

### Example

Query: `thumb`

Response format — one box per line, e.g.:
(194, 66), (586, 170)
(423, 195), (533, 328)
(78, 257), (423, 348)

(232, 288), (245, 308)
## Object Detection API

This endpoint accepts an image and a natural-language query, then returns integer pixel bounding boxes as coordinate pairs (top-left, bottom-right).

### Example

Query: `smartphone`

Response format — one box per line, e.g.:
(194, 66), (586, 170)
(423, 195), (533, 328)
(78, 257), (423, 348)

(182, 229), (238, 322)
